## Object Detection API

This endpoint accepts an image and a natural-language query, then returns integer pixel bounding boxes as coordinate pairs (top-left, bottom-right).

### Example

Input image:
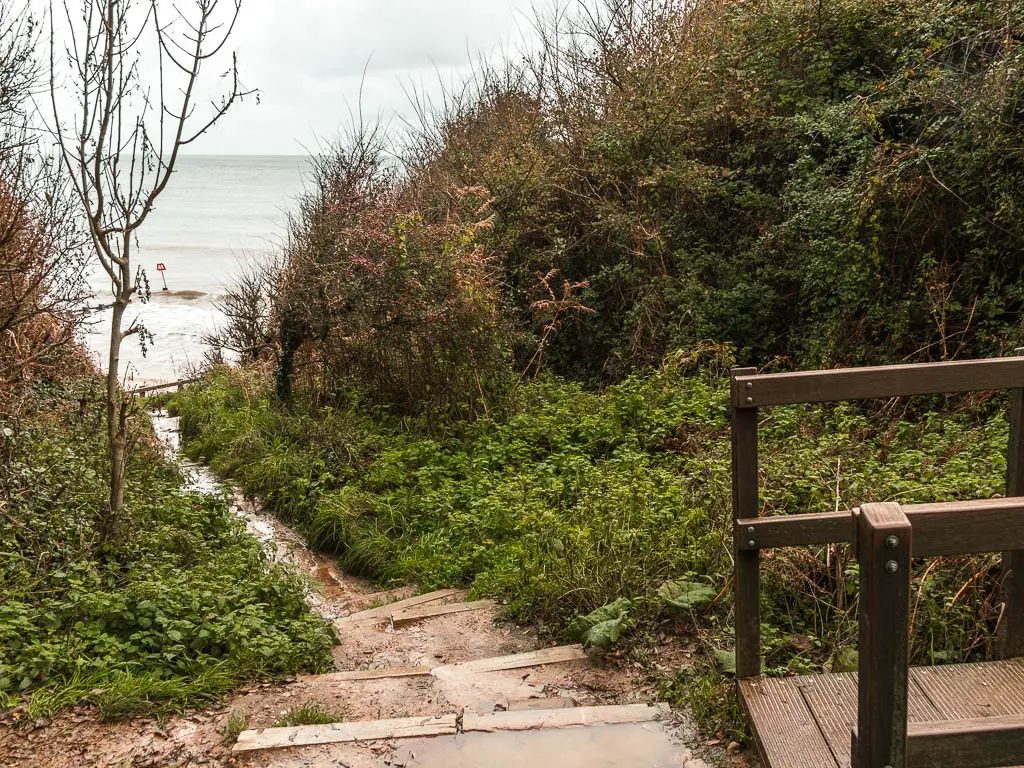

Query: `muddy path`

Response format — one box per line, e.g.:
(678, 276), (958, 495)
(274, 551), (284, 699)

(0, 413), (738, 768)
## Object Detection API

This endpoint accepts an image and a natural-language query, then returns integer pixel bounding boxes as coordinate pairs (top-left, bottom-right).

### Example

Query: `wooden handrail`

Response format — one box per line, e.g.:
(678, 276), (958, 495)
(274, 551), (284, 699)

(737, 497), (1024, 556)
(731, 353), (1024, 678)
(732, 357), (1024, 408)
(132, 377), (201, 394)
(853, 502), (1024, 767)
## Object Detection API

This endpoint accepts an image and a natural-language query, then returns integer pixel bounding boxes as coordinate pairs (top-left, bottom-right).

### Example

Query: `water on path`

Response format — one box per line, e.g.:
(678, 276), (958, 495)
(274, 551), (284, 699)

(150, 409), (357, 619)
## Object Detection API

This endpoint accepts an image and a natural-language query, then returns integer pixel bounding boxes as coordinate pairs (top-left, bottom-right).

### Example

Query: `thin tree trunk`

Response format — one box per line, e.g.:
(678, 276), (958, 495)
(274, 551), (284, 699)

(104, 292), (127, 542)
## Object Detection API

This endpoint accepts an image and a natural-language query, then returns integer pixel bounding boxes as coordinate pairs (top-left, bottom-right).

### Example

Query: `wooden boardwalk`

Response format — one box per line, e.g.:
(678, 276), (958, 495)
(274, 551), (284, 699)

(741, 659), (1024, 768)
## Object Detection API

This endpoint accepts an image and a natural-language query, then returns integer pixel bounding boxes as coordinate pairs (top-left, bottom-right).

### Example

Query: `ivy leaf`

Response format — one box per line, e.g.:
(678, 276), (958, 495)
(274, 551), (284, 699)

(583, 616), (626, 649)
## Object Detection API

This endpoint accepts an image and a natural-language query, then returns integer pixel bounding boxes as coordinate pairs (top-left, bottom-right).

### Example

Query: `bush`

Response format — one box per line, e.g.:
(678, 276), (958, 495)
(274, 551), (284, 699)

(0, 384), (335, 719)
(0, 1), (89, 413)
(393, 0), (1024, 381)
(263, 139), (513, 420)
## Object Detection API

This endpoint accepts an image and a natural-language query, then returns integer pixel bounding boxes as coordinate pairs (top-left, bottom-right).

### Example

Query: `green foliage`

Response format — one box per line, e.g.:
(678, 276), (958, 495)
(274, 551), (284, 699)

(661, 662), (749, 744)
(87, 666), (239, 721)
(222, 712), (250, 745)
(568, 598), (632, 650)
(177, 359), (733, 628)
(273, 700), (340, 727)
(394, 0), (1024, 380)
(713, 650), (736, 676)
(659, 581), (716, 613)
(178, 360), (1008, 671)
(268, 150), (514, 418)
(0, 392), (335, 719)
(235, 0), (1024, 393)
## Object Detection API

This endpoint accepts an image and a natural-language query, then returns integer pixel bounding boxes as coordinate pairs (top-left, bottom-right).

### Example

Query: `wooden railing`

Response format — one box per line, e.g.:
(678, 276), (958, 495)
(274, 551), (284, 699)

(132, 377), (200, 395)
(731, 353), (1024, 768)
(738, 497), (1024, 556)
(731, 352), (1024, 678)
(747, 499), (1024, 767)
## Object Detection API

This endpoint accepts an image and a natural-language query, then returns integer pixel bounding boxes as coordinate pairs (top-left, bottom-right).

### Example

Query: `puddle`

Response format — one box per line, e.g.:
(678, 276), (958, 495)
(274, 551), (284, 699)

(400, 722), (699, 767)
(150, 410), (359, 621)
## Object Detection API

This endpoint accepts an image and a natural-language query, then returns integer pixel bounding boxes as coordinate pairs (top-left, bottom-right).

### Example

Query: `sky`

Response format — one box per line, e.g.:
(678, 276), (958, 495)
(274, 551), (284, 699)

(181, 0), (539, 155)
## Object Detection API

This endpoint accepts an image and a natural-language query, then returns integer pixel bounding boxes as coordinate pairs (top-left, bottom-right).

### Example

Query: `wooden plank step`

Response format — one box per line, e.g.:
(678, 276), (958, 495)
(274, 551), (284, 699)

(304, 644), (589, 686)
(233, 704), (668, 752)
(337, 589), (461, 624)
(301, 666), (434, 683)
(462, 703), (670, 733)
(387, 599), (496, 627)
(233, 714), (459, 753)
(440, 644), (589, 674)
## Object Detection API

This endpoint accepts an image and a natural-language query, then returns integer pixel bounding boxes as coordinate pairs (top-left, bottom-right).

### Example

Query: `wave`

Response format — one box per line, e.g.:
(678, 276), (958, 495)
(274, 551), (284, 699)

(156, 289), (208, 300)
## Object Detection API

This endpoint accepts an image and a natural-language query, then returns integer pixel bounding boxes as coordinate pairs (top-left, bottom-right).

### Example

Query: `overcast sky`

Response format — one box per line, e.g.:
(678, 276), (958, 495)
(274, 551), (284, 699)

(178, 0), (538, 155)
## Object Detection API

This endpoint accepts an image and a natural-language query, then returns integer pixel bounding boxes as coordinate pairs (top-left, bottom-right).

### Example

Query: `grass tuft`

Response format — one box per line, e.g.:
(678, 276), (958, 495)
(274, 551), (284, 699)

(273, 700), (340, 728)
(222, 711), (250, 744)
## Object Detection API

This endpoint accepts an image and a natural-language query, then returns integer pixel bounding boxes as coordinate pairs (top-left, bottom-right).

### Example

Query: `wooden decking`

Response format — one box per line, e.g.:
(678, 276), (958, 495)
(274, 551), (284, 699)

(739, 658), (1024, 768)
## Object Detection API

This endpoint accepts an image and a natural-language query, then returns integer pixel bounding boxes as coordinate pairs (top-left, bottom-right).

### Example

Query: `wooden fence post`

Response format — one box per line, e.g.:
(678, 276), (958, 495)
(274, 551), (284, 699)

(732, 367), (761, 678)
(1001, 347), (1024, 659)
(854, 502), (912, 768)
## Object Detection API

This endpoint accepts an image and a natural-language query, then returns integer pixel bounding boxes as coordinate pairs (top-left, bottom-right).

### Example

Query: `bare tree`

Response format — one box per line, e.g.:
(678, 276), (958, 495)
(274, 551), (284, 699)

(202, 255), (278, 365)
(49, 0), (252, 541)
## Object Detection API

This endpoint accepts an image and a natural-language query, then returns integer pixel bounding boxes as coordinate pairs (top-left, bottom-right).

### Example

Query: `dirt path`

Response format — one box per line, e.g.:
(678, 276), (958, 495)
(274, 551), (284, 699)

(0, 413), (736, 767)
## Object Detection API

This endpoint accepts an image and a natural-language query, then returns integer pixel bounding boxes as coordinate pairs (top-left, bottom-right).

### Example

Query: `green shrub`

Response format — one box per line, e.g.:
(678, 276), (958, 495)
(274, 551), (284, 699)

(0, 394), (335, 719)
(222, 711), (250, 744)
(178, 360), (1008, 673)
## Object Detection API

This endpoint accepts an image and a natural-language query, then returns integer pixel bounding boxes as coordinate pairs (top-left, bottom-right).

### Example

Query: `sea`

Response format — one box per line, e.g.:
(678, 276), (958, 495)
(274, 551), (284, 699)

(83, 155), (310, 384)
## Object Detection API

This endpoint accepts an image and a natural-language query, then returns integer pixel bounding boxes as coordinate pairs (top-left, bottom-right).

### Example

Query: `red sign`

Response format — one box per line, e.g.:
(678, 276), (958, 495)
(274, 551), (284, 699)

(156, 263), (166, 271)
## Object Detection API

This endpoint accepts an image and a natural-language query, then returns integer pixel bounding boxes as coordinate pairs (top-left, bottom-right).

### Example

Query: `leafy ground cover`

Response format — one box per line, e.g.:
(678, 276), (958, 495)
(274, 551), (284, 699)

(175, 356), (1010, 737)
(0, 381), (335, 720)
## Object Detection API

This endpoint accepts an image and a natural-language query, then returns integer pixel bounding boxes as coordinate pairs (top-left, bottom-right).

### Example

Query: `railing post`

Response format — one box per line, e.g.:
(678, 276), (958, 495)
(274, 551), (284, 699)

(731, 367), (761, 678)
(1001, 347), (1024, 659)
(854, 502), (912, 768)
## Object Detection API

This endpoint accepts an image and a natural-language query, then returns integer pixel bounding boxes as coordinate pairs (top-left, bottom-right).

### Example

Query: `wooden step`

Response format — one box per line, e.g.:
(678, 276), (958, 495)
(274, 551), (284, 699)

(337, 588), (461, 624)
(382, 599), (496, 627)
(232, 703), (671, 753)
(233, 714), (459, 752)
(440, 644), (588, 673)
(307, 644), (591, 685)
(462, 703), (671, 733)
(300, 666), (434, 683)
